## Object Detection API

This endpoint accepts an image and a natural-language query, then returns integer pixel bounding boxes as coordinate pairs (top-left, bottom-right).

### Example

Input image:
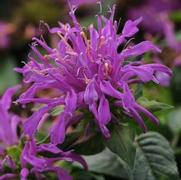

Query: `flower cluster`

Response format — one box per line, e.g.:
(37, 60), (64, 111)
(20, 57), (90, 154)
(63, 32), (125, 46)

(16, 6), (172, 146)
(0, 87), (86, 180)
(20, 139), (86, 180)
(128, 0), (181, 66)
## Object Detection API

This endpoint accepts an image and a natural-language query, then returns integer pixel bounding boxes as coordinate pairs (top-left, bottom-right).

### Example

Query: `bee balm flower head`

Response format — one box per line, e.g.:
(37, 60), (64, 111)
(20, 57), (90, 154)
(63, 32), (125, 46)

(17, 6), (172, 144)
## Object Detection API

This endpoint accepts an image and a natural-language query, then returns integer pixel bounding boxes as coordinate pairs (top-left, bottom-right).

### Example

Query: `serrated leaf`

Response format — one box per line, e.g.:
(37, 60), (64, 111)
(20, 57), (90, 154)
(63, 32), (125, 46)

(167, 108), (181, 134)
(137, 97), (173, 112)
(134, 132), (180, 180)
(83, 148), (128, 179)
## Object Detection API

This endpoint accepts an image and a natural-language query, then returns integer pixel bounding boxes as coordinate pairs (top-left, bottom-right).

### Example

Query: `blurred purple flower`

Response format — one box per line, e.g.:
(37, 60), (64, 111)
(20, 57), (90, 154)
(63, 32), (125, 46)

(174, 55), (181, 66)
(0, 22), (13, 49)
(20, 139), (87, 180)
(128, 0), (181, 51)
(0, 86), (21, 148)
(0, 86), (22, 179)
(155, 71), (171, 87)
(17, 6), (172, 144)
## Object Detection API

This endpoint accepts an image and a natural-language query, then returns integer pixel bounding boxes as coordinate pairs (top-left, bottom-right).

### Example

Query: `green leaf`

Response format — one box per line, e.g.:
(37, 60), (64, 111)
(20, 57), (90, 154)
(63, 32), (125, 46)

(135, 84), (143, 100)
(83, 148), (128, 179)
(58, 131), (81, 150)
(170, 11), (181, 22)
(72, 134), (105, 155)
(36, 132), (50, 144)
(59, 128), (105, 155)
(7, 145), (21, 165)
(134, 132), (180, 180)
(167, 108), (181, 134)
(104, 123), (136, 169)
(137, 97), (173, 112)
(72, 167), (105, 180)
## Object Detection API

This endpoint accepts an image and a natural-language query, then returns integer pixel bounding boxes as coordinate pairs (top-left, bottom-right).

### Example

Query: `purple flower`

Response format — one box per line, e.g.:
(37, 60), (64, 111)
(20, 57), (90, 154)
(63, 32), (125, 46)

(174, 55), (181, 66)
(0, 22), (13, 49)
(0, 86), (23, 179)
(0, 155), (17, 179)
(0, 173), (17, 180)
(0, 86), (21, 147)
(20, 139), (87, 180)
(17, 6), (172, 144)
(128, 0), (181, 51)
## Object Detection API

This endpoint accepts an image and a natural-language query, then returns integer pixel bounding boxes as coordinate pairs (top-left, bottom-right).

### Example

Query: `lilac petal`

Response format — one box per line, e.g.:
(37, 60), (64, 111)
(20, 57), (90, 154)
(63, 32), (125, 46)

(20, 168), (29, 180)
(98, 95), (111, 125)
(154, 71), (171, 86)
(38, 143), (87, 169)
(23, 103), (57, 136)
(122, 17), (142, 38)
(131, 66), (154, 82)
(19, 81), (65, 102)
(1, 85), (20, 110)
(122, 83), (135, 109)
(3, 156), (16, 170)
(23, 107), (49, 136)
(0, 174), (17, 180)
(163, 18), (180, 51)
(0, 105), (14, 145)
(121, 41), (161, 59)
(100, 81), (122, 99)
(10, 115), (20, 144)
(91, 103), (111, 138)
(135, 104), (159, 125)
(146, 64), (172, 75)
(38, 144), (63, 155)
(65, 89), (77, 113)
(84, 80), (98, 105)
(17, 98), (60, 104)
(21, 140), (46, 169)
(99, 125), (111, 139)
(129, 108), (147, 132)
(89, 25), (99, 50)
(50, 113), (66, 144)
(32, 38), (53, 54)
(121, 65), (154, 82)
(19, 84), (41, 100)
